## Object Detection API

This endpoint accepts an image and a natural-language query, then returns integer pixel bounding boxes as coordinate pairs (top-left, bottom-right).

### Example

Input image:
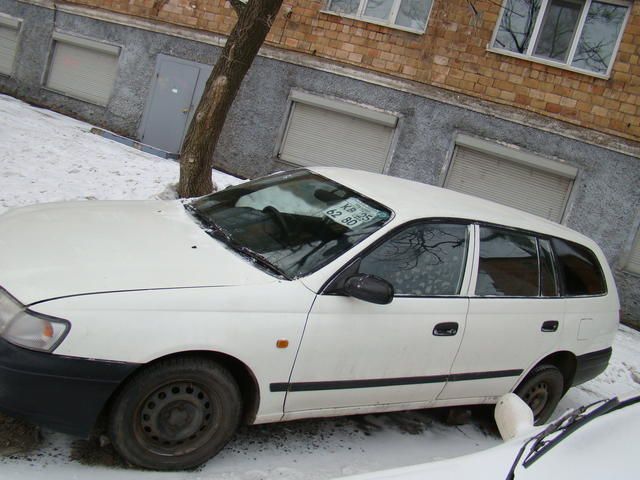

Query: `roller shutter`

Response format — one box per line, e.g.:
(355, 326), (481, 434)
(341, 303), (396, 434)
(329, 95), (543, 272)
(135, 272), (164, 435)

(445, 145), (574, 222)
(627, 230), (640, 274)
(46, 34), (119, 106)
(0, 18), (20, 76)
(279, 101), (396, 173)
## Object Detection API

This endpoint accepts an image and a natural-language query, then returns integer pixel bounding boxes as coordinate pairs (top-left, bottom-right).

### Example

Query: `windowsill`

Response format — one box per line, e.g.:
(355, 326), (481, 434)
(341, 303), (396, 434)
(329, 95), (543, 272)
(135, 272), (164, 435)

(319, 10), (426, 35)
(486, 46), (611, 80)
(619, 267), (640, 278)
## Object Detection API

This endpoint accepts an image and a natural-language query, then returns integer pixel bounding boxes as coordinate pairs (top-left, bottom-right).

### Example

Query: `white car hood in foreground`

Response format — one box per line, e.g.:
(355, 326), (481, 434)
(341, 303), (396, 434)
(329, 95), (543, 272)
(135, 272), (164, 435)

(0, 200), (276, 305)
(339, 398), (639, 480)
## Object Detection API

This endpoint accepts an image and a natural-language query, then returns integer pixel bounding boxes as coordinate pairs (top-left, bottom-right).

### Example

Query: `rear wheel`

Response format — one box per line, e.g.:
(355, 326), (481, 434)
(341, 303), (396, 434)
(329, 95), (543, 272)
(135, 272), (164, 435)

(109, 356), (241, 470)
(515, 364), (564, 425)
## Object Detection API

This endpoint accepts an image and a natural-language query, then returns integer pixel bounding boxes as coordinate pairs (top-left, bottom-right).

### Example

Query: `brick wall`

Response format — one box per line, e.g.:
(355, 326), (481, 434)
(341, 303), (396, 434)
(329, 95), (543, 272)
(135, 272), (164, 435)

(66, 0), (640, 142)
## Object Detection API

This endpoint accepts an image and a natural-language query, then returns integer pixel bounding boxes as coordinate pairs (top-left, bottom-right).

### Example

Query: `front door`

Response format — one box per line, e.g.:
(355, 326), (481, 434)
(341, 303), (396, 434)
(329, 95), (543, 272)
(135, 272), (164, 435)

(283, 221), (472, 413)
(140, 55), (211, 153)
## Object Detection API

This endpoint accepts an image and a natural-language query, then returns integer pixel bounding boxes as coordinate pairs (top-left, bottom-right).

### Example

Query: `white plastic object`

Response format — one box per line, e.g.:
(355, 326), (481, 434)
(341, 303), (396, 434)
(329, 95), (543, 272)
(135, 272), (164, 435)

(495, 393), (535, 441)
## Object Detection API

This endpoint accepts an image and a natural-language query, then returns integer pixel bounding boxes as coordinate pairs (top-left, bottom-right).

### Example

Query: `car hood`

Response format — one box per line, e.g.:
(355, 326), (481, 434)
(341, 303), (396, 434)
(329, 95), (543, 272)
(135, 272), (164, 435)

(0, 200), (276, 305)
(337, 397), (640, 480)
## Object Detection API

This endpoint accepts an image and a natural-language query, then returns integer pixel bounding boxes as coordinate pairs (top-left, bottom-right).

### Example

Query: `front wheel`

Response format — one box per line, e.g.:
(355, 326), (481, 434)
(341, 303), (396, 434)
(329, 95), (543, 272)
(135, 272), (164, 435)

(515, 364), (564, 425)
(108, 356), (241, 470)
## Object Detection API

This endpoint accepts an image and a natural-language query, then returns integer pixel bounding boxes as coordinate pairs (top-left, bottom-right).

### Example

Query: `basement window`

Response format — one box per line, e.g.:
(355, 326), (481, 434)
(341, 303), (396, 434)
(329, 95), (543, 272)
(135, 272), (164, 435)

(0, 15), (21, 76)
(490, 0), (631, 77)
(625, 226), (640, 275)
(46, 32), (120, 106)
(324, 0), (434, 33)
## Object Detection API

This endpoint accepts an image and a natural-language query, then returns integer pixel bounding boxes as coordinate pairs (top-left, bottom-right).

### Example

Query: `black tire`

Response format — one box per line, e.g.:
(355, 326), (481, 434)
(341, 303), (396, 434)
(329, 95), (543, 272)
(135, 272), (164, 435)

(108, 356), (242, 470)
(515, 364), (564, 425)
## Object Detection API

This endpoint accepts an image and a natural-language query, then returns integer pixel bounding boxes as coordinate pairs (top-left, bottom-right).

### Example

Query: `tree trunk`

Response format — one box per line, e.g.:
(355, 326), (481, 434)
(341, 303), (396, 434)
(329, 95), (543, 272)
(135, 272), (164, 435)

(177, 0), (284, 198)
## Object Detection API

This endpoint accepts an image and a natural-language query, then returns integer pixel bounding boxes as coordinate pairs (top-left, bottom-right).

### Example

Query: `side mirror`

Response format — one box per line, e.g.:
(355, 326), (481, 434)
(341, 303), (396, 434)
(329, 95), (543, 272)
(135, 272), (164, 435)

(343, 274), (394, 305)
(495, 393), (535, 441)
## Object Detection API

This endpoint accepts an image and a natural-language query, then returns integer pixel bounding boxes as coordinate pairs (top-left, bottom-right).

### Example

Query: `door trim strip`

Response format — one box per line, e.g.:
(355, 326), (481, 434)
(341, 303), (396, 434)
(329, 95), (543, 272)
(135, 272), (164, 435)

(270, 369), (523, 392)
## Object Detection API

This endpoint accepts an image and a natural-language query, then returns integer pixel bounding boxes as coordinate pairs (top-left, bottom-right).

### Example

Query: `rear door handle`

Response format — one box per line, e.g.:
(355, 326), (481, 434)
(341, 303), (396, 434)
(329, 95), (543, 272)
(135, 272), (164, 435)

(433, 322), (459, 336)
(541, 320), (559, 332)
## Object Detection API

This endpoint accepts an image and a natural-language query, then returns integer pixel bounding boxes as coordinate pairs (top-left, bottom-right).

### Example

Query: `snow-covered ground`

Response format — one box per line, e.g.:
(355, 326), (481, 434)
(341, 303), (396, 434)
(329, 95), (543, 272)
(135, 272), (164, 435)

(0, 94), (638, 479)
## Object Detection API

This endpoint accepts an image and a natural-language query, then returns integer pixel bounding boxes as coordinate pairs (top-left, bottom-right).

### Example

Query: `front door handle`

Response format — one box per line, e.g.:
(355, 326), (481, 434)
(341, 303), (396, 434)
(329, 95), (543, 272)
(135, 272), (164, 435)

(433, 322), (459, 336)
(541, 320), (559, 332)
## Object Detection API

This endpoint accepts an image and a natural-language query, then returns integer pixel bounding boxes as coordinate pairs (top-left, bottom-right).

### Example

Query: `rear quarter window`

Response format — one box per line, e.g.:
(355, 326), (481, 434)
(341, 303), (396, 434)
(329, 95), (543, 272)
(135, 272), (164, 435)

(551, 238), (606, 296)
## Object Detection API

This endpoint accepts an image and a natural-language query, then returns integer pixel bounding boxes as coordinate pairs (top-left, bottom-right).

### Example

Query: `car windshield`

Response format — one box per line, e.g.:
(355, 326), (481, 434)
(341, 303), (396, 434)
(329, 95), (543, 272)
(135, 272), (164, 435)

(186, 170), (392, 279)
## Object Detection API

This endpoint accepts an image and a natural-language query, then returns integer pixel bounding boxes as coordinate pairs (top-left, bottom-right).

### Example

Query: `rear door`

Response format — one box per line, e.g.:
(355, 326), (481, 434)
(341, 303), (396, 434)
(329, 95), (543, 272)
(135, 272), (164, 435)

(283, 221), (473, 413)
(439, 225), (565, 400)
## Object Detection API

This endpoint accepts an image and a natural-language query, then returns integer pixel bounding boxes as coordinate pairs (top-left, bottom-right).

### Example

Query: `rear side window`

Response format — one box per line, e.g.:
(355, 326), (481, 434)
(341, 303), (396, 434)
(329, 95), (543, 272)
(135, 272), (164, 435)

(476, 227), (539, 296)
(551, 239), (606, 296)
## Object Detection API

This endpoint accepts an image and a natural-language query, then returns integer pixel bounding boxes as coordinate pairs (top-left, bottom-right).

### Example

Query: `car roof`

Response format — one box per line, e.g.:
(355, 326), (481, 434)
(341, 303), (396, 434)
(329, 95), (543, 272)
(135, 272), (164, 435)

(309, 167), (594, 247)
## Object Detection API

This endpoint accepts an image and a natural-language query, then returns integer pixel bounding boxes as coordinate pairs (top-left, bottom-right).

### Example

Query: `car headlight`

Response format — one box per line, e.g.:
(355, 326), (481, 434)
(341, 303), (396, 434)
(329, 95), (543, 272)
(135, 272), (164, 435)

(0, 288), (70, 352)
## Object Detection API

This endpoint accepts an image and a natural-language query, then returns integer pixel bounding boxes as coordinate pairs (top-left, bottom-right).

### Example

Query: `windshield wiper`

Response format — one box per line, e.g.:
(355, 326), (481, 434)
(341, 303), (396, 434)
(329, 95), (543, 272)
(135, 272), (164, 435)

(185, 203), (292, 280)
(506, 396), (619, 480)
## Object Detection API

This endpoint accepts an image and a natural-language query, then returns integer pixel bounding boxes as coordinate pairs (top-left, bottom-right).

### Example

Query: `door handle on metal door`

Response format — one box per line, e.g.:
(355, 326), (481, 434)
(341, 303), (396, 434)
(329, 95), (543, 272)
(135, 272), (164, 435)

(541, 320), (559, 332)
(433, 322), (459, 336)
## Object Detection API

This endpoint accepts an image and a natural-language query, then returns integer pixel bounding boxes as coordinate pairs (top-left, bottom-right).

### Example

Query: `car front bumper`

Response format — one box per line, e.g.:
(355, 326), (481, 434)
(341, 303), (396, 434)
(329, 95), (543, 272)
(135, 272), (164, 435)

(0, 338), (139, 437)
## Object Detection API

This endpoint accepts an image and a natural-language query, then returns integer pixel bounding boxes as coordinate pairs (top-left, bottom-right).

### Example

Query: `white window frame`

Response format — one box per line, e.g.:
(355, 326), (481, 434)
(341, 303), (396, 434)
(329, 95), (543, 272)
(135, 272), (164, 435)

(488, 0), (631, 79)
(322, 0), (434, 34)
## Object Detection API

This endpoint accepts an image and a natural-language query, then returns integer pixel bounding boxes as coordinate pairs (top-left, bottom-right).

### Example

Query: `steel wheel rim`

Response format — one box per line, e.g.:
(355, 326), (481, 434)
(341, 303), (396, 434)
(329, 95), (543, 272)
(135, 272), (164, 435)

(523, 381), (550, 418)
(135, 381), (217, 456)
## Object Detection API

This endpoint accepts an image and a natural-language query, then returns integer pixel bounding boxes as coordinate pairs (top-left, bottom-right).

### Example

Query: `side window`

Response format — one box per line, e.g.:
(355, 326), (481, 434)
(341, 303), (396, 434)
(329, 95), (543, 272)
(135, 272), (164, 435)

(358, 223), (469, 296)
(539, 238), (559, 297)
(551, 238), (606, 296)
(476, 227), (539, 297)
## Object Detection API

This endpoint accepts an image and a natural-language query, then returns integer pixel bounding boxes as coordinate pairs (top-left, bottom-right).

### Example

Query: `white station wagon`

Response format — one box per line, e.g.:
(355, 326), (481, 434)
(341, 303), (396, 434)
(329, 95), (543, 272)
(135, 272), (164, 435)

(0, 167), (618, 470)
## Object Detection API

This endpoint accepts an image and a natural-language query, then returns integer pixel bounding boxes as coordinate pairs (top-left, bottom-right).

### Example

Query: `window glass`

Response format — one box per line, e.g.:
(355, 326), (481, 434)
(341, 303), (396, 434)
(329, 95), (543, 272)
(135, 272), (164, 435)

(189, 170), (392, 279)
(327, 0), (432, 30)
(539, 238), (559, 296)
(571, 1), (628, 73)
(493, 0), (542, 54)
(395, 0), (433, 30)
(551, 238), (606, 295)
(358, 223), (469, 296)
(534, 0), (583, 62)
(327, 0), (360, 15)
(364, 0), (395, 20)
(476, 227), (539, 296)
(492, 0), (629, 74)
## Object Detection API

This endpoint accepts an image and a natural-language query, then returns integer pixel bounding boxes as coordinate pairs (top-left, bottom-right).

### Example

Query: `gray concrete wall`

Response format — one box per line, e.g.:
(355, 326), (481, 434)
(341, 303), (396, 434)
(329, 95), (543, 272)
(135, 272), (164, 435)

(1, 0), (638, 325)
(0, 0), (223, 135)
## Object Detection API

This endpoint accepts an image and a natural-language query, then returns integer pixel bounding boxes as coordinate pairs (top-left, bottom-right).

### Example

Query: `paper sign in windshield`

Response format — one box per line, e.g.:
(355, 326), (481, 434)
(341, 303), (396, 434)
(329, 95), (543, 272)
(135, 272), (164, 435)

(322, 198), (382, 229)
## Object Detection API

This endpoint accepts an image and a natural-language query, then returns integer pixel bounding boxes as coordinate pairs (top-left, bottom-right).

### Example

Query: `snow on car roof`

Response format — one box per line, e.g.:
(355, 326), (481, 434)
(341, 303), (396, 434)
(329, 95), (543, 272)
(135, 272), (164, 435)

(309, 166), (594, 248)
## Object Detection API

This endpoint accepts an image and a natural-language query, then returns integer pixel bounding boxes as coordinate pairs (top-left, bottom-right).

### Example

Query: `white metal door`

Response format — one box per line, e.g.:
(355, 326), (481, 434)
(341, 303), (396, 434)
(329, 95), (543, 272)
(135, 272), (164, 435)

(282, 295), (469, 413)
(438, 297), (564, 400)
